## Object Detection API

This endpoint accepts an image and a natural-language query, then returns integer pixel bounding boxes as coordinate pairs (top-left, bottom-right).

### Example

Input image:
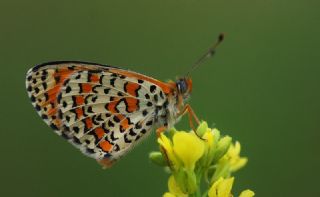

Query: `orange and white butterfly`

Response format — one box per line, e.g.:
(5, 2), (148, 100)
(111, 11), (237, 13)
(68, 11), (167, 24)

(26, 34), (224, 168)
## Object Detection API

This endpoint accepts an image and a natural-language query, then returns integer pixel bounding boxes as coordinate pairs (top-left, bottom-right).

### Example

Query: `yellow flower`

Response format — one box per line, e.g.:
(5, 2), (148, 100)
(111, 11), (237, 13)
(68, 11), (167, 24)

(202, 127), (217, 166)
(202, 128), (215, 148)
(208, 177), (234, 197)
(154, 122), (254, 197)
(225, 141), (248, 172)
(167, 175), (188, 197)
(239, 189), (255, 197)
(163, 192), (176, 197)
(158, 131), (205, 194)
(172, 132), (205, 170)
(157, 133), (180, 170)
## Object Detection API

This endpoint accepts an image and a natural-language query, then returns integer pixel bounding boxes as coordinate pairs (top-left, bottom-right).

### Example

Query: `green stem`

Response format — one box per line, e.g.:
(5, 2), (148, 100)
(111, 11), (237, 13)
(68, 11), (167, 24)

(201, 190), (208, 197)
(195, 170), (203, 197)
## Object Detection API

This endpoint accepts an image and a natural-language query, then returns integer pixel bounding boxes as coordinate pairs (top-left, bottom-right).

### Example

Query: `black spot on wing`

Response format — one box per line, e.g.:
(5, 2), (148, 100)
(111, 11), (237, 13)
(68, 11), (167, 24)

(66, 86), (72, 93)
(54, 75), (61, 83)
(72, 136), (81, 145)
(124, 134), (132, 143)
(50, 123), (59, 130)
(108, 120), (115, 127)
(30, 95), (36, 102)
(27, 75), (32, 81)
(41, 75), (46, 81)
(86, 148), (95, 154)
(135, 123), (142, 129)
(142, 110), (148, 116)
(104, 88), (110, 94)
(42, 82), (47, 90)
(113, 116), (120, 123)
(150, 85), (156, 93)
(110, 131), (119, 141)
(146, 120), (153, 126)
(129, 128), (137, 136)
(34, 87), (40, 94)
(73, 126), (80, 133)
(110, 78), (116, 87)
(154, 94), (158, 102)
(87, 106), (94, 113)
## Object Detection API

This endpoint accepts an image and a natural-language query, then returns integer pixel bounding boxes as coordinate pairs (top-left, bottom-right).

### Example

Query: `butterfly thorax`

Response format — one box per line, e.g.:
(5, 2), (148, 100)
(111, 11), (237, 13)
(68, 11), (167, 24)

(154, 78), (192, 129)
(154, 91), (179, 129)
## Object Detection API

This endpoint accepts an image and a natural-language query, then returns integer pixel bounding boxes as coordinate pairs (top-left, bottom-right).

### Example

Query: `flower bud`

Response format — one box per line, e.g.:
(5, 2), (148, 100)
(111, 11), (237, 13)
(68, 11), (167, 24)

(239, 189), (255, 197)
(149, 151), (166, 166)
(213, 136), (232, 163)
(195, 121), (209, 137)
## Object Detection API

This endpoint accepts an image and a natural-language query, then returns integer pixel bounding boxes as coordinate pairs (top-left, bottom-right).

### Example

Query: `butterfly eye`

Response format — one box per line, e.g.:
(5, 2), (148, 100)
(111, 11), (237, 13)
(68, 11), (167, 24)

(177, 79), (188, 94)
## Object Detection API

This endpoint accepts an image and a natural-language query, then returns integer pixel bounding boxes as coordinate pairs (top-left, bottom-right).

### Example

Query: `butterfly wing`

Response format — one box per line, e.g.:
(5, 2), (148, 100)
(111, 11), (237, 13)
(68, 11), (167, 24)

(26, 61), (170, 167)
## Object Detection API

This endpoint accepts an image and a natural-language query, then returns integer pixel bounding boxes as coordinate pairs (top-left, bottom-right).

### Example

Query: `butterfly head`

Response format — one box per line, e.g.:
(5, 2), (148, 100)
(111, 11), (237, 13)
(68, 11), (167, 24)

(176, 77), (192, 99)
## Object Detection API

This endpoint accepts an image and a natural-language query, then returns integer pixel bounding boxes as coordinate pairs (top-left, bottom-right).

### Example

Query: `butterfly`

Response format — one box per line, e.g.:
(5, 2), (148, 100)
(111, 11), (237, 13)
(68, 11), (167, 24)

(25, 34), (224, 168)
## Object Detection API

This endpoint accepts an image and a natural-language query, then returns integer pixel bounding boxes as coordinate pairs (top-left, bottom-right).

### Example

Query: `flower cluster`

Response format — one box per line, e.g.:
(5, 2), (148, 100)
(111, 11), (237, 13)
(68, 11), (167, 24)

(149, 122), (254, 197)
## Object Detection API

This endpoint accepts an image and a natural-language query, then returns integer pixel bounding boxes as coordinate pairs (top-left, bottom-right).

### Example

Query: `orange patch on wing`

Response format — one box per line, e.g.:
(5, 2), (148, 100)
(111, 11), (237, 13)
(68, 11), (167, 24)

(52, 119), (62, 128)
(121, 118), (130, 130)
(44, 85), (61, 104)
(90, 74), (100, 83)
(75, 108), (83, 118)
(99, 140), (112, 152)
(81, 84), (92, 93)
(107, 99), (120, 113)
(116, 114), (125, 121)
(42, 69), (76, 116)
(84, 118), (93, 129)
(48, 107), (57, 116)
(47, 85), (60, 96)
(75, 96), (84, 105)
(110, 69), (173, 94)
(95, 127), (105, 139)
(126, 97), (138, 112)
(125, 82), (140, 97)
(53, 69), (74, 82)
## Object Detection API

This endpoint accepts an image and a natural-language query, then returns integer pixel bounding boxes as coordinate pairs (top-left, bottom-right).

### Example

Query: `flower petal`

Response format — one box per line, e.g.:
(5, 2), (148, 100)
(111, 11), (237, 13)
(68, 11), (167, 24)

(172, 132), (205, 170)
(208, 177), (234, 197)
(158, 133), (180, 169)
(168, 175), (188, 197)
(163, 192), (176, 197)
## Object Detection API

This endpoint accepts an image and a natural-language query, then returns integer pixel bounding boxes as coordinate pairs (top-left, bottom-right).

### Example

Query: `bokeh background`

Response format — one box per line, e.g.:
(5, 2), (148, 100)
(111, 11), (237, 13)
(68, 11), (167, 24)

(1, 0), (319, 196)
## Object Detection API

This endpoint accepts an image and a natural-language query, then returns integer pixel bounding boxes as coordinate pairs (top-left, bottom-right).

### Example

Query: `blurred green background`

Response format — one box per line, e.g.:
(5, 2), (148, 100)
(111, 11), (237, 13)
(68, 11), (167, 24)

(0, 0), (319, 196)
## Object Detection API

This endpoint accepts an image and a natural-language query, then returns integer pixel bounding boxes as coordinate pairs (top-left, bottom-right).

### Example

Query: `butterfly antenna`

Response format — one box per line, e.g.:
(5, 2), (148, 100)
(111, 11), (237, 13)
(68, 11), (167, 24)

(186, 33), (224, 77)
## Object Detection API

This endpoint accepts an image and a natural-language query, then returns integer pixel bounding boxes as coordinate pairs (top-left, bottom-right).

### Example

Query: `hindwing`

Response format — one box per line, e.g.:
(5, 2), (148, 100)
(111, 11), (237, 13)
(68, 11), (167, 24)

(26, 61), (169, 167)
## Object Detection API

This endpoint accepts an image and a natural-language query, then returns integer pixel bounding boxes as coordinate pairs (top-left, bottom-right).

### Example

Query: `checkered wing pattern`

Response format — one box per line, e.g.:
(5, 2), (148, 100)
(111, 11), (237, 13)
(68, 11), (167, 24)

(26, 61), (167, 166)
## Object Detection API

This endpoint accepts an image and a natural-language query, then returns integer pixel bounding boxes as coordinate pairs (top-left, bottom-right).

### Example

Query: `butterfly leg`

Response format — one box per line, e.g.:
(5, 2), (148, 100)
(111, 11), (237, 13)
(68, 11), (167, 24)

(156, 126), (167, 138)
(180, 104), (205, 139)
(180, 104), (200, 131)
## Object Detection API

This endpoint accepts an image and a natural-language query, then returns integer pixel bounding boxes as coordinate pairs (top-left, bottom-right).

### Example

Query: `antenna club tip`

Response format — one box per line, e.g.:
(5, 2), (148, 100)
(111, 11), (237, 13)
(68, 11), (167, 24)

(218, 33), (225, 42)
